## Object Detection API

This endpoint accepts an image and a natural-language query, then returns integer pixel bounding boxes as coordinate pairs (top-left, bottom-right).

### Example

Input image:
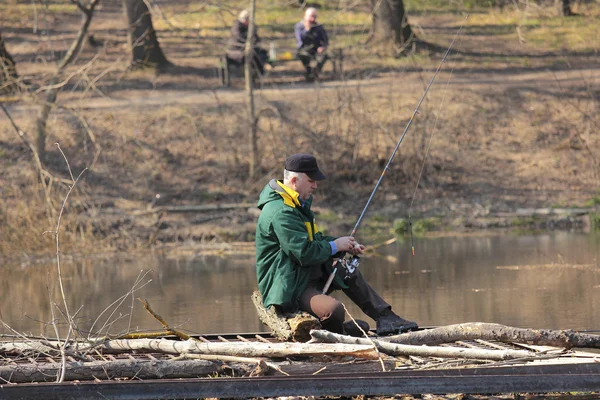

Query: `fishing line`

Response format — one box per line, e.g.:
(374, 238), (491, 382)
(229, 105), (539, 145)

(408, 32), (462, 256)
(322, 19), (468, 294)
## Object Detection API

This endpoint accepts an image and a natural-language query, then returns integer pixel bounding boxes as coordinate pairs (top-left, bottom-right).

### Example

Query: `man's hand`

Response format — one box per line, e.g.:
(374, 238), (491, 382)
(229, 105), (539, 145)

(317, 46), (325, 54)
(349, 242), (365, 256)
(334, 236), (365, 254)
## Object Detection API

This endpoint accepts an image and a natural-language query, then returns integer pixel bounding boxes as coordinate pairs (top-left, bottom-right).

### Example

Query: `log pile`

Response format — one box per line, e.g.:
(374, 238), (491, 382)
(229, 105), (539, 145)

(2, 321), (600, 384)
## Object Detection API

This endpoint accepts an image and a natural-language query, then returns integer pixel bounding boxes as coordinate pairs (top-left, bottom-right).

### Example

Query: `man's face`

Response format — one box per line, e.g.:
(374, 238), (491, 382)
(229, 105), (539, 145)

(293, 173), (318, 200)
(305, 11), (317, 26)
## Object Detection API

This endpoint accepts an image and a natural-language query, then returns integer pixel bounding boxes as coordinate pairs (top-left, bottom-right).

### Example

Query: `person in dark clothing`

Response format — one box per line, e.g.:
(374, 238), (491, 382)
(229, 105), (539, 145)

(255, 153), (419, 337)
(294, 7), (329, 81)
(226, 9), (269, 75)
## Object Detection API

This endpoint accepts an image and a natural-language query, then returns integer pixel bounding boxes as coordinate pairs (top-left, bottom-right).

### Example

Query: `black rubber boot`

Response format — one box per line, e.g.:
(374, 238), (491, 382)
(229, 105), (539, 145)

(343, 319), (370, 337)
(376, 309), (418, 336)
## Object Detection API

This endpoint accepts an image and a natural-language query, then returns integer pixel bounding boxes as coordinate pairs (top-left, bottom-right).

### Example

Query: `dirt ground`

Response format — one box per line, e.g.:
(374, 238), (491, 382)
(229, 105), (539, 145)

(1, 1), (600, 261)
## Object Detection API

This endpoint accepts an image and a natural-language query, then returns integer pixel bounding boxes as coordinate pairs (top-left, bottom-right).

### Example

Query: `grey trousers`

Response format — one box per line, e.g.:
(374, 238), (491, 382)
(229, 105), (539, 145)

(297, 48), (329, 75)
(298, 266), (391, 334)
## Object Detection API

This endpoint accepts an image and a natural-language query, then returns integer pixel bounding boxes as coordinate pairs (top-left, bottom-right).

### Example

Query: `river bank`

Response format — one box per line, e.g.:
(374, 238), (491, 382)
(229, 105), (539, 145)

(1, 3), (599, 262)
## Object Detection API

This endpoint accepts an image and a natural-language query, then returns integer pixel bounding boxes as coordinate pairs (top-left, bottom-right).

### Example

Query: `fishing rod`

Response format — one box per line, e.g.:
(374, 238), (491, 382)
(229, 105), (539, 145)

(322, 24), (465, 294)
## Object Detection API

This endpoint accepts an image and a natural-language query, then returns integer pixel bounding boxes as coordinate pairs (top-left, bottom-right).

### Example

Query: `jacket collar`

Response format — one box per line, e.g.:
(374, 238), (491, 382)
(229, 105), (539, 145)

(267, 179), (303, 208)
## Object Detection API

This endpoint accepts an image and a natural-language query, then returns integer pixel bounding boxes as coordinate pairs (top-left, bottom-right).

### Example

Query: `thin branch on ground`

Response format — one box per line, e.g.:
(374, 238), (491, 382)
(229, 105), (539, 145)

(86, 270), (153, 341)
(341, 303), (386, 372)
(138, 298), (198, 341)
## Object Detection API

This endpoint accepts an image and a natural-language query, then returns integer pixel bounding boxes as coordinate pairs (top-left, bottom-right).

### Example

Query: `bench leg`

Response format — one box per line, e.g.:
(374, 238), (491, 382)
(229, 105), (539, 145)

(225, 59), (231, 87)
(218, 65), (225, 86)
(334, 49), (343, 80)
(219, 56), (230, 87)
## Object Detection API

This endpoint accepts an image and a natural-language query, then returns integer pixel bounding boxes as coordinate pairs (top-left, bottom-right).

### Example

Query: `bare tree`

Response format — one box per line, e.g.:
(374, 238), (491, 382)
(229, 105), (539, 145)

(35, 0), (101, 162)
(370, 0), (415, 52)
(245, 0), (257, 179)
(562, 0), (575, 16)
(125, 0), (170, 71)
(0, 31), (18, 93)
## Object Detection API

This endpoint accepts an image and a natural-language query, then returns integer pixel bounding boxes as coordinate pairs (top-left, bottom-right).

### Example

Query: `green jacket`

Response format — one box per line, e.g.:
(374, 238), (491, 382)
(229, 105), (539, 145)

(255, 179), (345, 312)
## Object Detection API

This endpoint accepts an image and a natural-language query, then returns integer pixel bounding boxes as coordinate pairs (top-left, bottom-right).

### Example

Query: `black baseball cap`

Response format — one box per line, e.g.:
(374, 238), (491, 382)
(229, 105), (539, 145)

(284, 153), (326, 181)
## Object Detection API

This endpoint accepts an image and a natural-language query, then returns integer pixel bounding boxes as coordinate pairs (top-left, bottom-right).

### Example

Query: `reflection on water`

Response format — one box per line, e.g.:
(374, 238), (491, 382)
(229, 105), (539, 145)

(3, 232), (600, 336)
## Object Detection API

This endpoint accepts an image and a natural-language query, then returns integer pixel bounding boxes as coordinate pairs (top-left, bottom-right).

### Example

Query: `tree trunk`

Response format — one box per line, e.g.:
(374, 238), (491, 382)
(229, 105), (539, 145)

(251, 291), (321, 342)
(562, 0), (574, 16)
(371, 0), (415, 50)
(0, 31), (18, 93)
(245, 0), (258, 179)
(384, 322), (600, 350)
(125, 0), (170, 70)
(35, 0), (100, 162)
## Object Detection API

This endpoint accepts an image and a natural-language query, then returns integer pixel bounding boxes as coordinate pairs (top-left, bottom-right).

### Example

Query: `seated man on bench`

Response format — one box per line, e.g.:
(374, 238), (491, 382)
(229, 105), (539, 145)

(226, 9), (269, 76)
(294, 7), (328, 82)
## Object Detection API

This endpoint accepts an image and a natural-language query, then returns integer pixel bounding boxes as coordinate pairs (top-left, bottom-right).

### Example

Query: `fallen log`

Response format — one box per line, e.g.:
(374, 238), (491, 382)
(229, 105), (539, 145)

(0, 358), (232, 384)
(133, 203), (255, 216)
(101, 338), (378, 359)
(310, 330), (536, 361)
(497, 264), (596, 271)
(0, 357), (396, 384)
(272, 359), (396, 375)
(0, 340), (58, 355)
(384, 322), (600, 349)
(494, 208), (592, 217)
(2, 338), (378, 360)
(251, 291), (321, 342)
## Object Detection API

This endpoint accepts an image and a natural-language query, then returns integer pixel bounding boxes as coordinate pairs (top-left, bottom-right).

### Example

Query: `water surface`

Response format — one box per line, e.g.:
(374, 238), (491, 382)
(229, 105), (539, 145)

(3, 232), (599, 337)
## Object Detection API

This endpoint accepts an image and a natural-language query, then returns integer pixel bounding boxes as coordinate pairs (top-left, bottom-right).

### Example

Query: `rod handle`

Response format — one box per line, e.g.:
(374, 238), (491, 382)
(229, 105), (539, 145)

(322, 267), (337, 294)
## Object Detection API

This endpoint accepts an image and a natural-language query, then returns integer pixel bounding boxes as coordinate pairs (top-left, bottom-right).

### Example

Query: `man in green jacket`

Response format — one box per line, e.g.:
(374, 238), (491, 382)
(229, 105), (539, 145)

(255, 153), (418, 336)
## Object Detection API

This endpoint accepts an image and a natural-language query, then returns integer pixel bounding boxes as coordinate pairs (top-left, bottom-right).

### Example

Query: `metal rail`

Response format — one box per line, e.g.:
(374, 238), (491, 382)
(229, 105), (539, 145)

(3, 363), (600, 399)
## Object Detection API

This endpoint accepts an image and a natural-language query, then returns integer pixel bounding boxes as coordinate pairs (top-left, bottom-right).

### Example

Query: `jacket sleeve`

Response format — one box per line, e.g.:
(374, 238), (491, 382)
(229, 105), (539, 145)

(318, 233), (337, 243)
(254, 27), (261, 46)
(319, 26), (329, 48)
(294, 21), (304, 48)
(272, 207), (332, 267)
(228, 22), (245, 50)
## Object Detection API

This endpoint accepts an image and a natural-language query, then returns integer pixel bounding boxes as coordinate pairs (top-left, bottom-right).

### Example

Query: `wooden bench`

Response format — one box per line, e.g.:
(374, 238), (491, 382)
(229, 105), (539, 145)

(218, 48), (344, 87)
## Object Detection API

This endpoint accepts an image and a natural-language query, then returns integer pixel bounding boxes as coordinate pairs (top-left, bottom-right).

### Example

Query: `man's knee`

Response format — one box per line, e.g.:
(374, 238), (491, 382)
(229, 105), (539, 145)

(320, 300), (345, 333)
(317, 53), (329, 63)
(321, 299), (346, 322)
(297, 54), (312, 67)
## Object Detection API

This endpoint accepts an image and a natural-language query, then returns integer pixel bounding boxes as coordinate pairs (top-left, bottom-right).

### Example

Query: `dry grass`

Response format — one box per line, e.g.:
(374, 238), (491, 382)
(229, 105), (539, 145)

(1, 1), (600, 263)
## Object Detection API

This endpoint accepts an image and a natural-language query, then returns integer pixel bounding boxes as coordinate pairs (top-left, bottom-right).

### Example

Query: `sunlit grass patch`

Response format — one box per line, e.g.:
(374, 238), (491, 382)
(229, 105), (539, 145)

(589, 213), (600, 231)
(467, 7), (600, 52)
(161, 3), (372, 36)
(405, 0), (483, 13)
(584, 196), (600, 208)
(523, 17), (600, 51)
(0, 3), (78, 16)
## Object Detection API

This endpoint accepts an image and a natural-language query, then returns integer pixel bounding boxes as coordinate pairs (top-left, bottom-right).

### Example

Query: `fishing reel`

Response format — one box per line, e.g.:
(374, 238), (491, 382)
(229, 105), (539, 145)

(322, 254), (361, 294)
(339, 255), (360, 280)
